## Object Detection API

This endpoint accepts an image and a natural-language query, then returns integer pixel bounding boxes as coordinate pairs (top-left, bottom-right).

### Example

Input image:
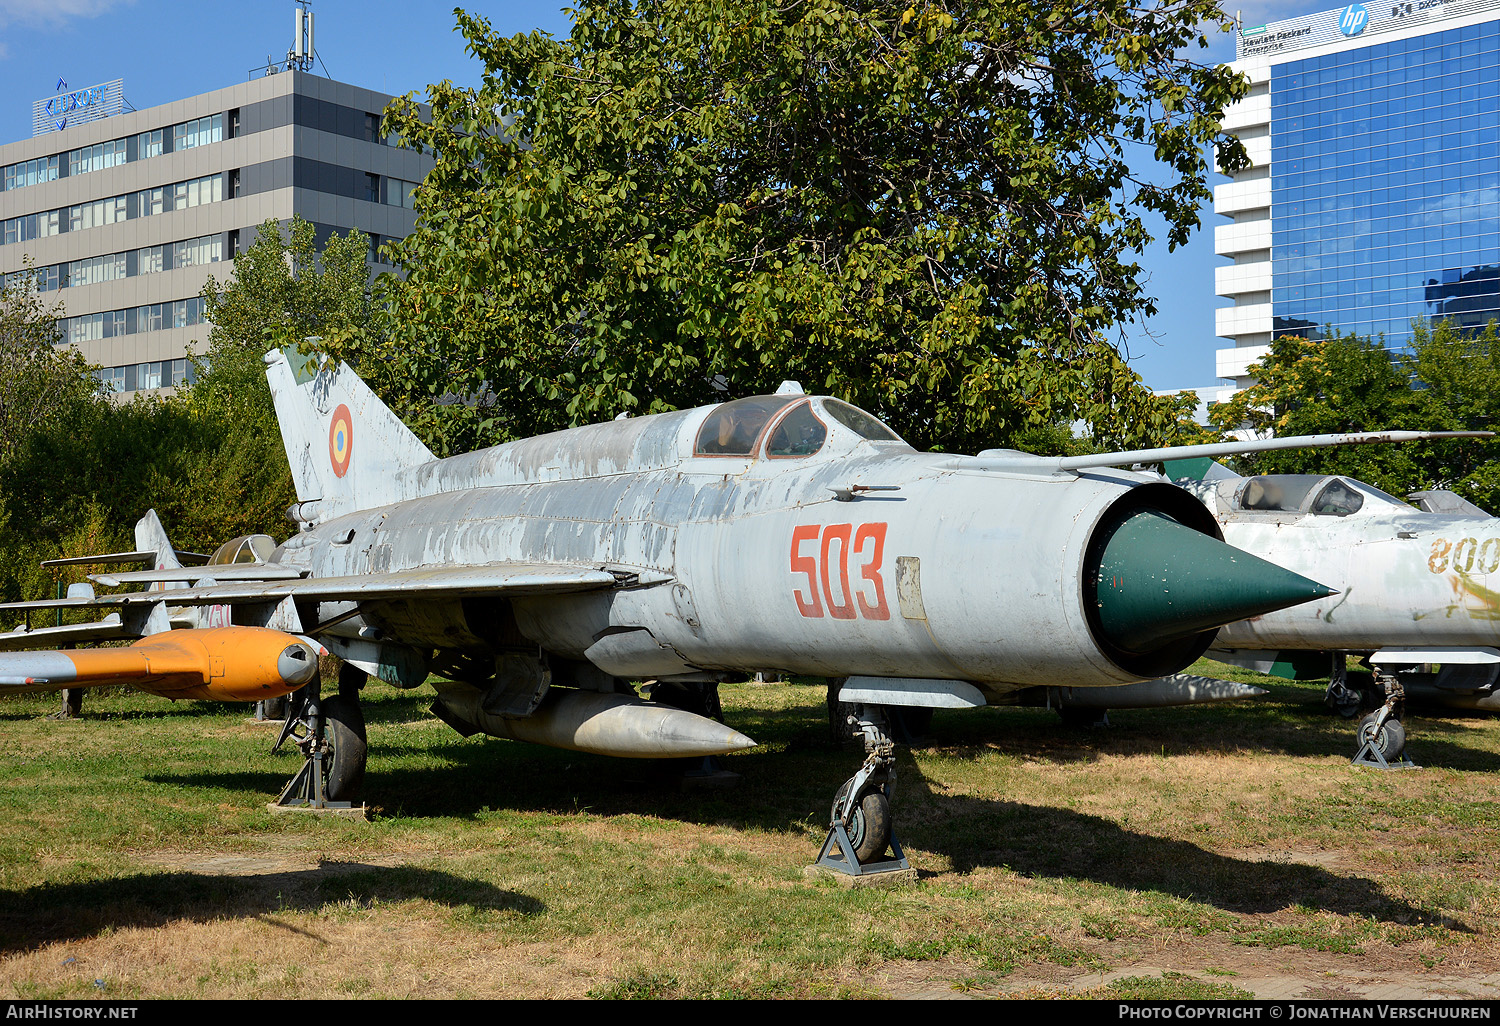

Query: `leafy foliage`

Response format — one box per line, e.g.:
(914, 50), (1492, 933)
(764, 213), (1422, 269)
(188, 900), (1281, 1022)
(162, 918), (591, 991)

(0, 266), (99, 467)
(360, 0), (1246, 455)
(1208, 322), (1500, 510)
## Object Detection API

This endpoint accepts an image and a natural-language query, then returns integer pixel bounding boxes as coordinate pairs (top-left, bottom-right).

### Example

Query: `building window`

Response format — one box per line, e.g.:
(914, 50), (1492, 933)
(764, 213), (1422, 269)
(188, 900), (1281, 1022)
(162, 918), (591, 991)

(137, 244), (164, 275)
(66, 139), (126, 177)
(364, 172), (380, 203)
(67, 195), (126, 232)
(136, 129), (163, 159)
(384, 178), (417, 209)
(66, 253), (127, 287)
(1, 155), (59, 192)
(138, 186), (164, 216)
(171, 113), (223, 151)
(228, 108), (240, 139)
(95, 359), (195, 394)
(2, 209), (61, 245)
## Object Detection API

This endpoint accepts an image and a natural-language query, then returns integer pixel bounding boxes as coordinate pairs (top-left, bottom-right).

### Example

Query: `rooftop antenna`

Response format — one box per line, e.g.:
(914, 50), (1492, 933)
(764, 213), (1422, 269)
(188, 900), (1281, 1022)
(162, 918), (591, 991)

(250, 1), (321, 79)
(290, 1), (316, 73)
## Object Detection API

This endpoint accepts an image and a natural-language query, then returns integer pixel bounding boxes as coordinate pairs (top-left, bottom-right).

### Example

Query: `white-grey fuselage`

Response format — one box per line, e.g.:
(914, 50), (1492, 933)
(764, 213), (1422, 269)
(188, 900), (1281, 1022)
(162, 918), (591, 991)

(274, 397), (1208, 695)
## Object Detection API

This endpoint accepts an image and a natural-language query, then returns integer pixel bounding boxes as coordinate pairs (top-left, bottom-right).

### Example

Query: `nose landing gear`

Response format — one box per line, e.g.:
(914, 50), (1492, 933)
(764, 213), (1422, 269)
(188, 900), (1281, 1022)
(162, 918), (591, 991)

(1352, 668), (1415, 769)
(815, 703), (912, 879)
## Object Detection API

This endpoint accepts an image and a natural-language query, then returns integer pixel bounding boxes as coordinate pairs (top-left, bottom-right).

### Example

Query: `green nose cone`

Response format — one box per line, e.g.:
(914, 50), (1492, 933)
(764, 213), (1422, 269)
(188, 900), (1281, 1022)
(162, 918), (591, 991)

(1093, 509), (1336, 655)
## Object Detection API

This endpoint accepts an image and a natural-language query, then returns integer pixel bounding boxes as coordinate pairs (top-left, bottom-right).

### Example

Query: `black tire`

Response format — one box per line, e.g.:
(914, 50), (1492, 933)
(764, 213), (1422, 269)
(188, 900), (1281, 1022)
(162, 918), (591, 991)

(260, 694), (290, 721)
(1332, 693), (1368, 717)
(1358, 711), (1406, 762)
(845, 790), (892, 864)
(1326, 680), (1362, 720)
(321, 695), (367, 802)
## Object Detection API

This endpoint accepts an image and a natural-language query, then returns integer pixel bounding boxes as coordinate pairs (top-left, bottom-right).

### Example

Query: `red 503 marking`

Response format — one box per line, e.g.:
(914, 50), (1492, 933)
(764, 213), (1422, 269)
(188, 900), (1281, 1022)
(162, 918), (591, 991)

(790, 523), (890, 620)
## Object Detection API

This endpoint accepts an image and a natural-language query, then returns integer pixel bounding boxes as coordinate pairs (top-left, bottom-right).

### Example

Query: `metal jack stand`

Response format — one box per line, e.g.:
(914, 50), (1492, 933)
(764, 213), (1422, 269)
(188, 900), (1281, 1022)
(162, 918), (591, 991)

(275, 738), (357, 810)
(1351, 737), (1418, 770)
(815, 817), (911, 878)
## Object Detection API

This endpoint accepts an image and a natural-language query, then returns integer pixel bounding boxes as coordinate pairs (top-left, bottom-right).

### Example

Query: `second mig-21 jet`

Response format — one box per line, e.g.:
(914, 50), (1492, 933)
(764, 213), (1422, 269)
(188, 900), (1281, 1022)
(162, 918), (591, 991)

(5, 348), (1438, 870)
(1165, 458), (1500, 764)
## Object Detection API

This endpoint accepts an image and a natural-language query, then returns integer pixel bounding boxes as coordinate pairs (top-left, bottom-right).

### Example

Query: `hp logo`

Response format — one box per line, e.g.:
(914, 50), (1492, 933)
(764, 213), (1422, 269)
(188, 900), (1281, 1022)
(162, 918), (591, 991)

(1339, 3), (1370, 34)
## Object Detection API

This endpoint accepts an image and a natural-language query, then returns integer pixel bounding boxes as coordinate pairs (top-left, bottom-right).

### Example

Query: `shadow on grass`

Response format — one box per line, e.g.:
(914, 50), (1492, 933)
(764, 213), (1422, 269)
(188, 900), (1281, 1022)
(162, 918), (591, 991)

(894, 758), (1466, 930)
(148, 728), (1463, 933)
(0, 863), (544, 954)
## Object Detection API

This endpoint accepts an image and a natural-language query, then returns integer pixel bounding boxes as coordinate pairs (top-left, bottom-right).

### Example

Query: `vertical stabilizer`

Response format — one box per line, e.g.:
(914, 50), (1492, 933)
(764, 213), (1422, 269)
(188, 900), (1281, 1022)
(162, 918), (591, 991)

(264, 347), (436, 516)
(134, 509), (181, 571)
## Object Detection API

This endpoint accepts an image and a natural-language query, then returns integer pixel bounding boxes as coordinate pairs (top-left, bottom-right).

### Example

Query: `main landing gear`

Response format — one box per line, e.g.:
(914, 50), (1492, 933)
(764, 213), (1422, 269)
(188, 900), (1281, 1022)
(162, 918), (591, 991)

(816, 702), (911, 878)
(1325, 653), (1364, 720)
(273, 662), (369, 809)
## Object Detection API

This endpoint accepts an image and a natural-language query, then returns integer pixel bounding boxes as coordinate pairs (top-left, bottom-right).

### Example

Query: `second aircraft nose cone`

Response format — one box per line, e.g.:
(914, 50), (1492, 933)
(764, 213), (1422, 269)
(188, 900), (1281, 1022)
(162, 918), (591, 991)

(1092, 508), (1336, 656)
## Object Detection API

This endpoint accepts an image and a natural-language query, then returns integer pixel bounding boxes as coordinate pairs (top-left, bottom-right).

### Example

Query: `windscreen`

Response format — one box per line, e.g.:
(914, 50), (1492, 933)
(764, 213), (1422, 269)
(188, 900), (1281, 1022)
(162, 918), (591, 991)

(822, 399), (902, 441)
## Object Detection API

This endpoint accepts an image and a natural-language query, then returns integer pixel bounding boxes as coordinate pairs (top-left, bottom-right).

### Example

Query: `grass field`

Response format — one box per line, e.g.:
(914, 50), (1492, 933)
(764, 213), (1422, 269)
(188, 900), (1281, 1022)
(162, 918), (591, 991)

(1, 661), (1498, 999)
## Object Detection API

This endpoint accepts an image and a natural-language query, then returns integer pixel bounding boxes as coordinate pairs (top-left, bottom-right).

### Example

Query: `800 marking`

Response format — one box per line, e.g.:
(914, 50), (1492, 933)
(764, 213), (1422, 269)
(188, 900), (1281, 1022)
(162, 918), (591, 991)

(1429, 536), (1500, 575)
(790, 522), (889, 620)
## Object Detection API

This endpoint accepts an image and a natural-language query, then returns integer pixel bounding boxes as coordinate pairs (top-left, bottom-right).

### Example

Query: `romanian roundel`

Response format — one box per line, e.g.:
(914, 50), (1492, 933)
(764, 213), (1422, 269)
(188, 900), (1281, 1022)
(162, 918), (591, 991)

(328, 404), (353, 478)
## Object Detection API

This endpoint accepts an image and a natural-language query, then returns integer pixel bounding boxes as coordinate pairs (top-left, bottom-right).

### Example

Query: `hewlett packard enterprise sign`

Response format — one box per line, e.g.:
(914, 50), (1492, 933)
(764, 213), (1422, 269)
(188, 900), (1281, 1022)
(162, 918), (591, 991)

(1238, 0), (1498, 58)
(31, 78), (124, 137)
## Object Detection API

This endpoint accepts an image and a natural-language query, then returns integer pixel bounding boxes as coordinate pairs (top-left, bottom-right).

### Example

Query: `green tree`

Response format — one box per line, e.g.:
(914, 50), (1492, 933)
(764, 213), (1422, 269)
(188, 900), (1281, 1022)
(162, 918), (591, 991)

(0, 267), (100, 467)
(0, 270), (111, 603)
(1209, 325), (1500, 507)
(363, 0), (1245, 455)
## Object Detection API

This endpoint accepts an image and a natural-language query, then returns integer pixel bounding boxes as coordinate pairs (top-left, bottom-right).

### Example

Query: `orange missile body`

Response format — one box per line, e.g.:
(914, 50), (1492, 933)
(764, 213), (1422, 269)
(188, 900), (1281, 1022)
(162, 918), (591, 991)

(0, 627), (320, 701)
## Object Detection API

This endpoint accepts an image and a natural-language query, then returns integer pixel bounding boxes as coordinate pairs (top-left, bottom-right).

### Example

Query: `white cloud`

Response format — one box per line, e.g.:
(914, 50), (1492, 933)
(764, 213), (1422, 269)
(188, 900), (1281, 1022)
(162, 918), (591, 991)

(0, 0), (131, 31)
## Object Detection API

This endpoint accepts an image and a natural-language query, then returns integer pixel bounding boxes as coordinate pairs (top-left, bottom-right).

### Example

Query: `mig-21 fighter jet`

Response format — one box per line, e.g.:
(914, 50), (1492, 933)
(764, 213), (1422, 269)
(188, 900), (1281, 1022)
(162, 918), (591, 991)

(0, 349), (1381, 870)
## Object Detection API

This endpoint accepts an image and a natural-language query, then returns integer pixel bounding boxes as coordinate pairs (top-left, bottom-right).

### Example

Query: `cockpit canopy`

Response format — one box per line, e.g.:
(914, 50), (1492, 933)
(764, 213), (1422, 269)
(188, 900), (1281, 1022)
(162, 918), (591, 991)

(208, 534), (278, 565)
(693, 396), (904, 459)
(1231, 474), (1412, 517)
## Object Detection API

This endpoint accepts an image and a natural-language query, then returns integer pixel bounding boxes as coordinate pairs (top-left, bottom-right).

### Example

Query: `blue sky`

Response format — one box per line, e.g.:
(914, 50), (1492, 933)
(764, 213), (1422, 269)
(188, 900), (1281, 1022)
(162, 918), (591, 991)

(0, 0), (1314, 391)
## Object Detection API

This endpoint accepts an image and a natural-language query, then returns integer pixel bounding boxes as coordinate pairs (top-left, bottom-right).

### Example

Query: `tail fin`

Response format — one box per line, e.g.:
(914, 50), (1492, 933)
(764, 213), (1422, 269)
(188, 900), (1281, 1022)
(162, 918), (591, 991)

(134, 509), (181, 574)
(264, 346), (435, 517)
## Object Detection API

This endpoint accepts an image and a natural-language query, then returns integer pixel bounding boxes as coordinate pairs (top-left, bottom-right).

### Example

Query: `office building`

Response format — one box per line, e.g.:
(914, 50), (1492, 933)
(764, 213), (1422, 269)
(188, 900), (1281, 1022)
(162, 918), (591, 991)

(1214, 0), (1500, 391)
(0, 69), (432, 393)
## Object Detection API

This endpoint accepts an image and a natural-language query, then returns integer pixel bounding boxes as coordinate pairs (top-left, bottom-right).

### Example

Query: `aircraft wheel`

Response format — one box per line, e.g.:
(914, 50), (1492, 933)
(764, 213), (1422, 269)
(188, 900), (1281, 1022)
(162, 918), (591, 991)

(840, 790), (892, 864)
(1358, 711), (1406, 762)
(322, 695), (367, 802)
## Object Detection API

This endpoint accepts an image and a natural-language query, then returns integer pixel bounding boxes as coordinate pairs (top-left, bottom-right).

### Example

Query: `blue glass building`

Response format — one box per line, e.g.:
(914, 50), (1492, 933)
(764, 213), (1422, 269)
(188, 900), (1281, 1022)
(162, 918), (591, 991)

(1214, 0), (1500, 390)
